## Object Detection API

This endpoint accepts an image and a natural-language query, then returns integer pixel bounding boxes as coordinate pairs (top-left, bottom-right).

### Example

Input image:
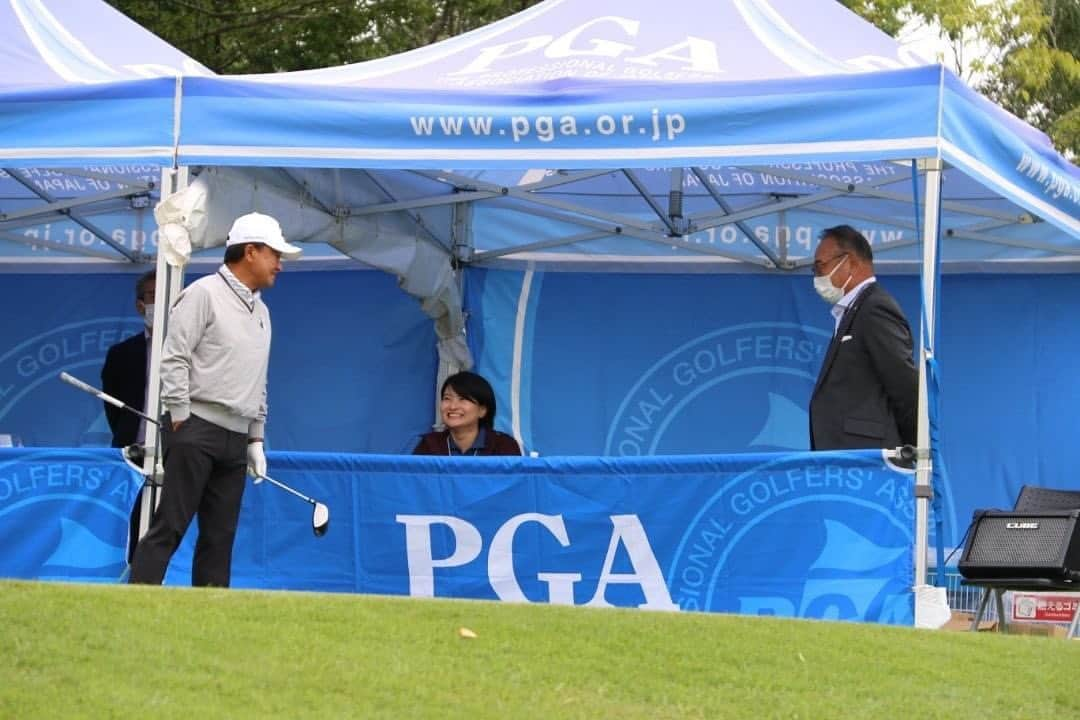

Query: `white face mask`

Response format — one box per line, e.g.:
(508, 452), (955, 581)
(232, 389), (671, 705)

(813, 255), (851, 305)
(142, 303), (155, 330)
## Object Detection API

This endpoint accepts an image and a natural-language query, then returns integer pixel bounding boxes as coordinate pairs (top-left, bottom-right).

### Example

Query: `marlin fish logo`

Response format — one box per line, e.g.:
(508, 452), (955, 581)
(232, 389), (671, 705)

(799, 519), (910, 620)
(44, 518), (126, 570)
(749, 392), (808, 450)
(810, 519), (907, 573)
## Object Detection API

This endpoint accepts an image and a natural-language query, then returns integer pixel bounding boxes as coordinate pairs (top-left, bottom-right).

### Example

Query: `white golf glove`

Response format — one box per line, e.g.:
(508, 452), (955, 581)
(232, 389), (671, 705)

(247, 440), (266, 483)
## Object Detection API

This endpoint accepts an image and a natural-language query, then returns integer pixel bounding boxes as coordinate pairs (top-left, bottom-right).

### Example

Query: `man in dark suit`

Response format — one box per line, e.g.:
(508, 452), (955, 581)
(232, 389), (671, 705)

(809, 225), (917, 451)
(101, 270), (155, 563)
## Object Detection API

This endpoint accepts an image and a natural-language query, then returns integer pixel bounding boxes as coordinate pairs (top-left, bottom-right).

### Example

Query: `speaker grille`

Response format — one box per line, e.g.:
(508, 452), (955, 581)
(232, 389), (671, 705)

(965, 516), (1070, 568)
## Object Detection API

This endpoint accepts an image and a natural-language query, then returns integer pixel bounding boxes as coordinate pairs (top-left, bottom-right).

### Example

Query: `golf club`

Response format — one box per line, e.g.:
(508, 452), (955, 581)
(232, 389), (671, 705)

(59, 372), (165, 478)
(120, 442), (164, 480)
(60, 371), (159, 426)
(257, 473), (330, 536)
(59, 371), (329, 536)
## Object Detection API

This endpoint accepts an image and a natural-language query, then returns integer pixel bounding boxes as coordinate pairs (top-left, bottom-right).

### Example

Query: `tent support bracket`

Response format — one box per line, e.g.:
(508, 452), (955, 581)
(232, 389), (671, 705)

(622, 169), (678, 235)
(276, 169), (333, 216)
(451, 201), (473, 265)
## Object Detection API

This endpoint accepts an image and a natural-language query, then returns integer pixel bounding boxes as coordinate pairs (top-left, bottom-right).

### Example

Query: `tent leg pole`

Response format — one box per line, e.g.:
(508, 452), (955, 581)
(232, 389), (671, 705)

(915, 157), (942, 591)
(138, 166), (188, 542)
(430, 201), (474, 429)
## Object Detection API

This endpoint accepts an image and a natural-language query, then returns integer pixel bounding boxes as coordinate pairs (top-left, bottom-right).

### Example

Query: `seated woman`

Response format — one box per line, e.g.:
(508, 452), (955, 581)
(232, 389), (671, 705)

(413, 371), (522, 456)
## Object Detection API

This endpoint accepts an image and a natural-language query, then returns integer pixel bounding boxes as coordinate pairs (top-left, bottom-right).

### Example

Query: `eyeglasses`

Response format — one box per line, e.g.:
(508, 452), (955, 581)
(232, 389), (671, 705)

(812, 252), (848, 276)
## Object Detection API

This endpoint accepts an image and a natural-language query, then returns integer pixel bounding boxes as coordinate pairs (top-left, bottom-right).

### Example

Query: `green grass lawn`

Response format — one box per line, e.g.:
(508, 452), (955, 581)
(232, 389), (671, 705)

(2, 580), (1078, 719)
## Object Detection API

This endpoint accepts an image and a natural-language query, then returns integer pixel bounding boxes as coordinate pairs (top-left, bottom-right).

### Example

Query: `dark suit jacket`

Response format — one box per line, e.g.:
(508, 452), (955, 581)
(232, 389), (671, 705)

(412, 429), (522, 456)
(809, 282), (918, 451)
(100, 332), (147, 448)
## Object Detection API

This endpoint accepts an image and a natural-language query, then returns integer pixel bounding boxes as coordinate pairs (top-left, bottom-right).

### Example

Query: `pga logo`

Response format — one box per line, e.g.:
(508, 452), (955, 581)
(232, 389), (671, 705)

(452, 17), (722, 76)
(396, 512), (678, 610)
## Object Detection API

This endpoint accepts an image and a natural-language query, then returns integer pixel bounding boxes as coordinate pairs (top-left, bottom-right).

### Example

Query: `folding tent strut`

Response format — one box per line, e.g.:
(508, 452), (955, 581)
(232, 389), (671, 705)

(357, 169), (453, 255)
(0, 186), (151, 225)
(138, 166), (188, 541)
(688, 170), (918, 230)
(472, 230), (611, 262)
(0, 229), (120, 259)
(738, 162), (1034, 225)
(3, 168), (141, 261)
(408, 169), (775, 267)
(411, 169), (665, 235)
(798, 204), (1070, 257)
(738, 163), (1064, 259)
(58, 168), (155, 191)
(622, 169), (679, 235)
(689, 166), (782, 268)
(499, 200), (774, 266)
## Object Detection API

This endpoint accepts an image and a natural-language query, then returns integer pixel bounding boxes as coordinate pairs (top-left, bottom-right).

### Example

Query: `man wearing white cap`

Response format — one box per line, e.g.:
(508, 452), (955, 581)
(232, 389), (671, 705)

(130, 212), (301, 586)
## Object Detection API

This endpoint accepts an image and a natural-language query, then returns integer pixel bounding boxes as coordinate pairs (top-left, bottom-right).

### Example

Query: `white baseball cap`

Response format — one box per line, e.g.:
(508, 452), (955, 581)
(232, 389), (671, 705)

(226, 212), (302, 260)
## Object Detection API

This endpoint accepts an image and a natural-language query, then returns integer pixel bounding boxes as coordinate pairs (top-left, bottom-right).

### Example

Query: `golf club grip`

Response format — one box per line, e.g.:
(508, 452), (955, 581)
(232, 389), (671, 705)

(59, 371), (160, 425)
(59, 371), (124, 408)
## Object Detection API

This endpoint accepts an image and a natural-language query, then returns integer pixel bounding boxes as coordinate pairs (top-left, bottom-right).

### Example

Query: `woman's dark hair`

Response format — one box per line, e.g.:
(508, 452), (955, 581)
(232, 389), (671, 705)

(441, 371), (496, 429)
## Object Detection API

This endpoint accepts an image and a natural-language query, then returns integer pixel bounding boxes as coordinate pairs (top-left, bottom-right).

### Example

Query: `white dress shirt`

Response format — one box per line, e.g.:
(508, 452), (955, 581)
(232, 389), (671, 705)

(831, 276), (876, 334)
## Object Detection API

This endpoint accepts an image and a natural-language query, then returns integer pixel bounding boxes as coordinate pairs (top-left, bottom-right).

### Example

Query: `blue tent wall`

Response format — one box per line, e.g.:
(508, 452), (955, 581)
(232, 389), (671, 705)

(467, 268), (1080, 548)
(0, 268), (437, 453)
(7, 262), (1074, 558)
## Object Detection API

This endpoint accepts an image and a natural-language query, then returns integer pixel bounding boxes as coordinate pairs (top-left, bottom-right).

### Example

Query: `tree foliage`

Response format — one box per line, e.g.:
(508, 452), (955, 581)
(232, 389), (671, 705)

(983, 0), (1079, 156)
(839, 0), (1078, 156)
(110, 0), (1077, 155)
(106, 1), (543, 74)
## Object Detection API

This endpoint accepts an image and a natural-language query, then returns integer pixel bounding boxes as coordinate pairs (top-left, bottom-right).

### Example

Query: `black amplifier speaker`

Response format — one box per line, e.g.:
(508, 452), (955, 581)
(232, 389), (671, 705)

(958, 510), (1080, 582)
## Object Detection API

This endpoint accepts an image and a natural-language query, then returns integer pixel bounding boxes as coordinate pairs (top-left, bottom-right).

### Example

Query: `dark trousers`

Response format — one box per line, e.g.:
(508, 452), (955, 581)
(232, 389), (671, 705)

(129, 414), (248, 587)
(127, 486), (144, 565)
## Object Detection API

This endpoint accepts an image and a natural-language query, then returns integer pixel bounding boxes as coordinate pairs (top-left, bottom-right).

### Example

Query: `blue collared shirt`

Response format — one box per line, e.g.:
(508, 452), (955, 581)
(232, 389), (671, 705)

(448, 427), (487, 455)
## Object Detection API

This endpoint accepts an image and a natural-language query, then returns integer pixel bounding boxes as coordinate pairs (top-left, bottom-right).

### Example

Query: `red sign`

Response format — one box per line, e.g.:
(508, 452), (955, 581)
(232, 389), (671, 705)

(1011, 593), (1080, 623)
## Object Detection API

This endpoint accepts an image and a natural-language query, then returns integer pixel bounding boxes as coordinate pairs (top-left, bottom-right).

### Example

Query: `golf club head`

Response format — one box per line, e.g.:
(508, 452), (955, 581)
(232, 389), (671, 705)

(312, 502), (330, 537)
(121, 444), (146, 475)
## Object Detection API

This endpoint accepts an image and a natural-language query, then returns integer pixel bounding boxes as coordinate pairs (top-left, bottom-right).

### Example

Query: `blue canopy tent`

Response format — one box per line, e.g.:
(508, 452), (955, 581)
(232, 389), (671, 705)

(0, 0), (211, 263)
(155, 0), (1080, 600)
(0, 1), (442, 588)
(2, 0), (1079, 621)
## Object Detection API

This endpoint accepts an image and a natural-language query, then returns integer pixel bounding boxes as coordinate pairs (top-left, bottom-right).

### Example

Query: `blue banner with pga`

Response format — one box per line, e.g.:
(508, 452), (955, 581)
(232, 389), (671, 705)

(1, 447), (915, 625)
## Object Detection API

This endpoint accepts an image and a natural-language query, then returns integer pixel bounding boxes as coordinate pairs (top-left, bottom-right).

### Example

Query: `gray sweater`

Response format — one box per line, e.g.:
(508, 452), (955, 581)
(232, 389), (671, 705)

(160, 269), (270, 437)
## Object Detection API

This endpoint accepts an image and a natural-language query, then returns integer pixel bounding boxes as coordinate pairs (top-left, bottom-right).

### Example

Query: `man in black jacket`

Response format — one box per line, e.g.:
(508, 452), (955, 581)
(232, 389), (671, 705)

(808, 225), (917, 451)
(101, 270), (155, 562)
